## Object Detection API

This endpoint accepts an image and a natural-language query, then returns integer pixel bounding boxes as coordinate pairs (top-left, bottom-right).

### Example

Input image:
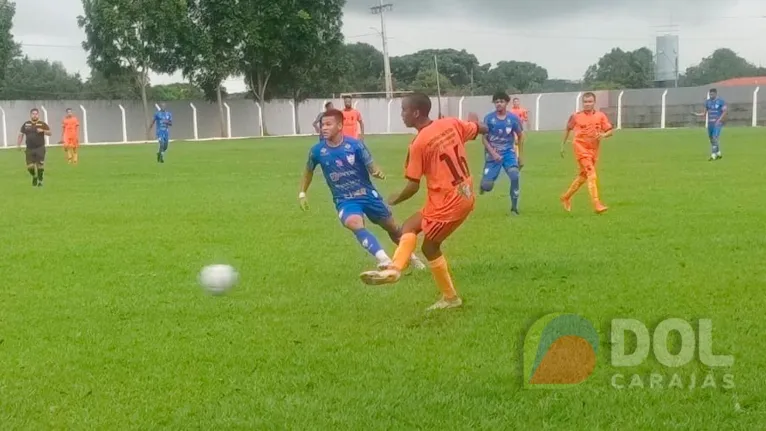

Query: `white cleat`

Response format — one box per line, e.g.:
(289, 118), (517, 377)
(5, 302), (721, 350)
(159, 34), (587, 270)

(427, 296), (463, 311)
(409, 255), (427, 270)
(360, 268), (401, 286)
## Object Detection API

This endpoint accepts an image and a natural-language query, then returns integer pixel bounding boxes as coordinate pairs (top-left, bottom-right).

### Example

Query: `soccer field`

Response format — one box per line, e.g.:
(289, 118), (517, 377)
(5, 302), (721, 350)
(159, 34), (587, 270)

(2, 128), (766, 429)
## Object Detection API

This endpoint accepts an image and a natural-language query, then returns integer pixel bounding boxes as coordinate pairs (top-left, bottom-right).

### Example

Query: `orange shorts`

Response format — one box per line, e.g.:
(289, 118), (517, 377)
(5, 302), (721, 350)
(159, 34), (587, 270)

(576, 152), (598, 177)
(63, 137), (79, 148)
(422, 213), (471, 242)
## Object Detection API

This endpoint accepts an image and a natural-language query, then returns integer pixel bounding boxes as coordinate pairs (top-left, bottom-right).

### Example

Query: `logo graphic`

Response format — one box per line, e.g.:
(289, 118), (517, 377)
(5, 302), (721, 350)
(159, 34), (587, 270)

(336, 159), (344, 167)
(346, 154), (355, 165)
(524, 313), (599, 388)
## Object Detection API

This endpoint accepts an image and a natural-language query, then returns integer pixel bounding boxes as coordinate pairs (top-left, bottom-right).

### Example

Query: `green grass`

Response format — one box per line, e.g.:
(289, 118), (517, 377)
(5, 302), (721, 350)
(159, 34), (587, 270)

(2, 128), (766, 429)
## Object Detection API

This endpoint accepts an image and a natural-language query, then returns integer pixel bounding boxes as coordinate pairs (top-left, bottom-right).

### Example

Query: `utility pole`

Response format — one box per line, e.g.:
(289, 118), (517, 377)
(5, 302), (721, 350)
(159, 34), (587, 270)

(370, 1), (393, 99)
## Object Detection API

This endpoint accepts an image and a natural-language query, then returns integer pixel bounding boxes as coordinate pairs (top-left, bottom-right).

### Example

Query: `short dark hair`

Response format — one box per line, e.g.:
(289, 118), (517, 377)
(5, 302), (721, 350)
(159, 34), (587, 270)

(512, 97), (520, 102)
(324, 101), (332, 108)
(709, 88), (717, 93)
(343, 95), (352, 100)
(66, 107), (72, 111)
(322, 108), (344, 123)
(30, 108), (38, 113)
(406, 92), (432, 116)
(492, 91), (510, 102)
(582, 92), (596, 100)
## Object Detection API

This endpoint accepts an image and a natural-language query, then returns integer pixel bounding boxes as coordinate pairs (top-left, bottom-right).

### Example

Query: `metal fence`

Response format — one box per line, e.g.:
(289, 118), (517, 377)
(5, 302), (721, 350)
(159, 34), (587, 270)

(0, 84), (763, 146)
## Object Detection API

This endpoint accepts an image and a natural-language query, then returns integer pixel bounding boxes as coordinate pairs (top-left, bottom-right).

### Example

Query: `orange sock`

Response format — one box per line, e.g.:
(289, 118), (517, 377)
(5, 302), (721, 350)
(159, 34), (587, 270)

(391, 232), (417, 271)
(586, 174), (600, 203)
(563, 175), (586, 199)
(429, 256), (457, 300)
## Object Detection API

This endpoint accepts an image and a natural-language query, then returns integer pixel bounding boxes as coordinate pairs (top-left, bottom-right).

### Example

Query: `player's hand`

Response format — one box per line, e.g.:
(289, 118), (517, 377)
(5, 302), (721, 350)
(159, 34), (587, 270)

(387, 194), (399, 206)
(298, 193), (309, 211)
(560, 145), (565, 158)
(372, 170), (386, 179)
(518, 157), (524, 170)
(466, 112), (480, 122)
(36, 128), (45, 133)
(491, 152), (502, 162)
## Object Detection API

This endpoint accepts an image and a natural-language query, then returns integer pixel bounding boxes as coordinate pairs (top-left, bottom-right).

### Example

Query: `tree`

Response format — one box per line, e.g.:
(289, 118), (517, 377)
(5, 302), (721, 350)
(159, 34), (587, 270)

(178, 0), (242, 137)
(410, 68), (454, 95)
(78, 0), (186, 137)
(479, 61), (548, 94)
(238, 0), (345, 133)
(82, 70), (142, 100)
(1, 57), (83, 99)
(336, 43), (385, 93)
(680, 48), (766, 87)
(0, 0), (20, 86)
(391, 49), (481, 91)
(583, 47), (654, 89)
(150, 83), (204, 101)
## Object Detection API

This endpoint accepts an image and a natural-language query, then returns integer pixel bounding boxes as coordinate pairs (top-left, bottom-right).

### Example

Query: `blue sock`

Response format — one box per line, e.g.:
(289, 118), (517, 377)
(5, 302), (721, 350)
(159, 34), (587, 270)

(711, 139), (720, 154)
(353, 228), (383, 257)
(509, 168), (520, 210)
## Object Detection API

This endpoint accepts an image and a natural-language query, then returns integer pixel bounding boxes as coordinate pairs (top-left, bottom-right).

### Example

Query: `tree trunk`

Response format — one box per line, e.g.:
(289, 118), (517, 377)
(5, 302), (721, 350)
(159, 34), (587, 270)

(216, 84), (225, 137)
(248, 70), (271, 135)
(138, 71), (151, 140)
(293, 98), (300, 135)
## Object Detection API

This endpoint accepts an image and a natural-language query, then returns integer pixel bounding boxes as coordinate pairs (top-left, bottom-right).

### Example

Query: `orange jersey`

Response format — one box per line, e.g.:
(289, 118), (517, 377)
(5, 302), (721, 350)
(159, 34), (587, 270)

(62, 116), (79, 138)
(567, 110), (612, 156)
(510, 107), (528, 124)
(342, 109), (361, 138)
(405, 118), (479, 222)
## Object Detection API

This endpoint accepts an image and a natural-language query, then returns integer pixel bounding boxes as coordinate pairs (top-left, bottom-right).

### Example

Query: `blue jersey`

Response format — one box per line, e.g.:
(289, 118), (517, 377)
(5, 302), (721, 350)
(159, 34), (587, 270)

(484, 112), (522, 156)
(154, 111), (172, 132)
(307, 137), (379, 204)
(705, 98), (726, 124)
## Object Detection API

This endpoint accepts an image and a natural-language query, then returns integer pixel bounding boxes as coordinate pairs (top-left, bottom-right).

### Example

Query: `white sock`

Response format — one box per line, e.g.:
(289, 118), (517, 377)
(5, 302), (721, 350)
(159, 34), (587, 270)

(375, 250), (391, 264)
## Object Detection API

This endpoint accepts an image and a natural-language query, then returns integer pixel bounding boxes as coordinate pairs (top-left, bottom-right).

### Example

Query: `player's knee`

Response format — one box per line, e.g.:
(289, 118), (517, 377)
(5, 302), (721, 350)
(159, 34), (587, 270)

(343, 215), (365, 230)
(507, 167), (520, 181)
(480, 180), (495, 192)
(421, 240), (441, 261)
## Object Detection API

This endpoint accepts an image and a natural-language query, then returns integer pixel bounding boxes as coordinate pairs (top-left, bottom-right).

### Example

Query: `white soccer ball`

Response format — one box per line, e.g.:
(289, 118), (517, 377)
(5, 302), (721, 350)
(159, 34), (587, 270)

(198, 264), (238, 294)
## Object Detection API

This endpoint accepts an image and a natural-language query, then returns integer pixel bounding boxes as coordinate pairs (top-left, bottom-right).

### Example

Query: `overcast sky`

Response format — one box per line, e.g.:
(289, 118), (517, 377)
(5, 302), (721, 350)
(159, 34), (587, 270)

(14, 0), (766, 93)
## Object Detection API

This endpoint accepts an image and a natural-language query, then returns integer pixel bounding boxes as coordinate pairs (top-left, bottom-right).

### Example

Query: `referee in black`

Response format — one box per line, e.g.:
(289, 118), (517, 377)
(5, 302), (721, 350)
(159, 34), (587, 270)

(17, 108), (51, 187)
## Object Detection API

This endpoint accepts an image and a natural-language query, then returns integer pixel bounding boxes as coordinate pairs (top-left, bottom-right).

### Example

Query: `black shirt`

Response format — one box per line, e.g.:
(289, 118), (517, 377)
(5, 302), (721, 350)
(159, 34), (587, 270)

(20, 120), (50, 149)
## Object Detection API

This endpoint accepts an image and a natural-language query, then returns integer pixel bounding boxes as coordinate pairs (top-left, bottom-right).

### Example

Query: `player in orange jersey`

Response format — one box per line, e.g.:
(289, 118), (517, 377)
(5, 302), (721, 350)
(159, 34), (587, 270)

(510, 98), (529, 155)
(60, 108), (80, 164)
(360, 92), (489, 311)
(341, 95), (364, 140)
(560, 92), (613, 214)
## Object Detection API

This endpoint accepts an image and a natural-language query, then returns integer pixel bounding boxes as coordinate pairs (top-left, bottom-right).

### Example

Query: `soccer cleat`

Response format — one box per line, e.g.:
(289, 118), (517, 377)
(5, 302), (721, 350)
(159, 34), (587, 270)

(376, 259), (393, 270)
(37, 181), (43, 187)
(560, 196), (572, 212)
(511, 207), (520, 216)
(594, 202), (608, 214)
(156, 152), (161, 162)
(409, 255), (427, 270)
(32, 177), (38, 186)
(360, 268), (401, 285)
(427, 296), (463, 311)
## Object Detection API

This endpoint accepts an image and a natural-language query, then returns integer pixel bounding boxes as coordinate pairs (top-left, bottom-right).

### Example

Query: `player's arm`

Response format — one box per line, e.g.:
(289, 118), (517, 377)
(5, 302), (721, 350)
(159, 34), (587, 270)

(599, 114), (614, 140)
(40, 122), (51, 136)
(60, 121), (66, 142)
(515, 123), (525, 166)
(717, 103), (727, 124)
(16, 124), (24, 148)
(167, 113), (173, 127)
(299, 149), (318, 210)
(359, 142), (385, 179)
(388, 144), (423, 206)
(357, 112), (365, 140)
(312, 114), (322, 133)
(482, 135), (501, 161)
(561, 115), (575, 157)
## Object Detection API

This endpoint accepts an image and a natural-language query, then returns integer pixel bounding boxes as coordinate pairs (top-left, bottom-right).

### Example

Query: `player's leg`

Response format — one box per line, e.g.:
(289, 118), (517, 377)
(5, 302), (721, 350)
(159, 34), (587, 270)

(580, 156), (606, 213)
(479, 160), (502, 195)
(35, 149), (45, 187)
(338, 203), (390, 267)
(561, 161), (587, 212)
(71, 140), (79, 164)
(712, 125), (722, 159)
(25, 151), (37, 186)
(420, 215), (470, 310)
(359, 212), (422, 285)
(373, 210), (426, 270)
(502, 154), (521, 214)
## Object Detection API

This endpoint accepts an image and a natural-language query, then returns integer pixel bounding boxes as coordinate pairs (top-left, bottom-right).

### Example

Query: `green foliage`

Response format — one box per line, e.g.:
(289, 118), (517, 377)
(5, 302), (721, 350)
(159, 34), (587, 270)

(410, 68), (454, 95)
(150, 83), (205, 101)
(0, 0), (19, 84)
(679, 48), (766, 87)
(584, 47), (654, 89)
(0, 57), (83, 100)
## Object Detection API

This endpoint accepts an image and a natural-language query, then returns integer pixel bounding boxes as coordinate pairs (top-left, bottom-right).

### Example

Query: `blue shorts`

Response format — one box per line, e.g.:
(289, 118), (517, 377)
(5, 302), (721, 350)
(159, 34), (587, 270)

(482, 152), (518, 183)
(707, 123), (722, 140)
(336, 195), (392, 225)
(157, 130), (169, 144)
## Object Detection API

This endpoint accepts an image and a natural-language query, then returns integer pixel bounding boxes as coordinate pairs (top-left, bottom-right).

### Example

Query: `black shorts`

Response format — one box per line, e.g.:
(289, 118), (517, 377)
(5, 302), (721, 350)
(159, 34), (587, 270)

(25, 146), (46, 165)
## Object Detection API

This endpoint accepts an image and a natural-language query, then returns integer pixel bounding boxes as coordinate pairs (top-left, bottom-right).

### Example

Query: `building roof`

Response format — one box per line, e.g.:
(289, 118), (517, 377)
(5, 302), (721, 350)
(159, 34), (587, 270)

(712, 77), (766, 87)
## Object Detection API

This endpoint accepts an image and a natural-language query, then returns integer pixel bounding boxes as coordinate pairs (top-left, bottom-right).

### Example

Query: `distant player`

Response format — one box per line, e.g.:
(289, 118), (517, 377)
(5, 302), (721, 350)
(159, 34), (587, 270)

(510, 98), (528, 154)
(299, 109), (425, 270)
(359, 93), (488, 311)
(313, 101), (334, 134)
(560, 92), (612, 214)
(61, 108), (80, 164)
(150, 103), (173, 163)
(17, 108), (51, 187)
(694, 88), (726, 160)
(481, 92), (524, 215)
(341, 95), (364, 140)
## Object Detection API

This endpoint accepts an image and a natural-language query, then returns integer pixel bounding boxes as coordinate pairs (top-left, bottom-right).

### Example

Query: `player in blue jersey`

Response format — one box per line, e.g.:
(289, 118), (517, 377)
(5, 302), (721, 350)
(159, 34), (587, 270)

(695, 88), (727, 161)
(299, 109), (425, 270)
(480, 92), (525, 214)
(150, 103), (173, 163)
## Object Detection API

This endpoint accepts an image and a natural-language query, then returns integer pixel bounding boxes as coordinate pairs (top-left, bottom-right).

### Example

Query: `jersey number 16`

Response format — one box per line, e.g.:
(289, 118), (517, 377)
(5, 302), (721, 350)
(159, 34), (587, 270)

(439, 144), (470, 186)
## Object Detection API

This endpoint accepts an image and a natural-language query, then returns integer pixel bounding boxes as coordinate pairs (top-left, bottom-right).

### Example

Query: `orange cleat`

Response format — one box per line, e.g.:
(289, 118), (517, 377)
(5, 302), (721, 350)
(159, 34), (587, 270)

(560, 196), (572, 212)
(594, 202), (608, 214)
